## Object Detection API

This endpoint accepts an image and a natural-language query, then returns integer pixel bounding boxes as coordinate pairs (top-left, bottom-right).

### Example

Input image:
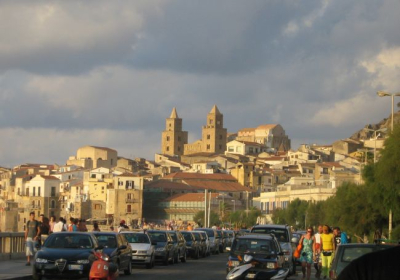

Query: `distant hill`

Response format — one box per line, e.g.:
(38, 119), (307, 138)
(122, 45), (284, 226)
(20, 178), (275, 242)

(350, 110), (400, 141)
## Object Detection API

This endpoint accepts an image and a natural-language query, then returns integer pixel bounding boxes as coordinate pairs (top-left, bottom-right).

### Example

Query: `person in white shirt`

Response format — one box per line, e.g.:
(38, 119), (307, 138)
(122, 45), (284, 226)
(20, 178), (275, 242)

(53, 217), (67, 232)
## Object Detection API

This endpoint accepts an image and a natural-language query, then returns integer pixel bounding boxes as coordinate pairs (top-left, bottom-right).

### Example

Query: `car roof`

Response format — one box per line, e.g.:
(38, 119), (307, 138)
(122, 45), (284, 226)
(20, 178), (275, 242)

(51, 232), (95, 236)
(252, 224), (289, 229)
(237, 234), (275, 240)
(92, 232), (119, 236)
(120, 231), (148, 235)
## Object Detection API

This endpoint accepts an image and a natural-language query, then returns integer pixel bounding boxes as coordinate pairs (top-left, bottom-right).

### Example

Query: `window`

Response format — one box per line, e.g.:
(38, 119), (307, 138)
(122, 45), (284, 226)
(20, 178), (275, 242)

(207, 134), (210, 140)
(91, 174), (96, 178)
(209, 119), (213, 125)
(219, 144), (222, 150)
(228, 147), (234, 152)
(38, 187), (41, 196)
(127, 193), (133, 200)
(178, 136), (181, 142)
(51, 187), (56, 197)
(166, 147), (170, 151)
(17, 188), (20, 195)
(206, 144), (210, 150)
(167, 136), (170, 141)
(33, 187), (36, 197)
(94, 204), (102, 210)
(50, 200), (56, 209)
(127, 205), (132, 213)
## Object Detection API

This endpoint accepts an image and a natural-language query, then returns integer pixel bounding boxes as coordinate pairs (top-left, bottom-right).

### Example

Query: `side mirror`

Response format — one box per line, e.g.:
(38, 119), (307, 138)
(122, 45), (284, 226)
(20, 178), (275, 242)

(226, 247), (231, 252)
(291, 237), (299, 244)
(118, 245), (127, 250)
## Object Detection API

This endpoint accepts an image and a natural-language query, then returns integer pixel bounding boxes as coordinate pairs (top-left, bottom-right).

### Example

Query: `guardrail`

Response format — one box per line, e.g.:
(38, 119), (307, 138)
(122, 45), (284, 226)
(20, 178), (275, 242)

(0, 232), (26, 261)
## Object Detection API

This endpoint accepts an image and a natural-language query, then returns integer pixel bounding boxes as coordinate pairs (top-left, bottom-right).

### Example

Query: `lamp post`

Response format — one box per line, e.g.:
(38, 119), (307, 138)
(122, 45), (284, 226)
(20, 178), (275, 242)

(376, 91), (400, 240)
(363, 128), (387, 163)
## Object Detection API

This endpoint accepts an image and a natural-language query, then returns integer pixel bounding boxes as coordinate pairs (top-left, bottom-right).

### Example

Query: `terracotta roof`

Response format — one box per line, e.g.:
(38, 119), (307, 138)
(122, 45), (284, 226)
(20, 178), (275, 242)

(163, 172), (236, 181)
(164, 193), (219, 202)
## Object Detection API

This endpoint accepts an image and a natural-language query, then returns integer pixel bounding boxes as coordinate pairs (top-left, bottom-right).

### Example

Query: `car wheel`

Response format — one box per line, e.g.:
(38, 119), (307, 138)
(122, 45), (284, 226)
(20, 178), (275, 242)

(181, 250), (187, 263)
(146, 255), (154, 269)
(124, 261), (132, 275)
(32, 268), (42, 280)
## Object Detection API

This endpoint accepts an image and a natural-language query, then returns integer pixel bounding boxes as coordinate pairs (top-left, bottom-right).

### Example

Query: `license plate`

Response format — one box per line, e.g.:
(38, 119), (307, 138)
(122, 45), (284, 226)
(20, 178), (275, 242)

(246, 273), (256, 279)
(69, 264), (83, 270)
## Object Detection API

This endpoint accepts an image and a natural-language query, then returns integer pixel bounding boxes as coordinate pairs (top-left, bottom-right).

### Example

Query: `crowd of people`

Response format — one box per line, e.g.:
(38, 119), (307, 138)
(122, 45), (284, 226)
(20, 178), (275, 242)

(296, 225), (349, 280)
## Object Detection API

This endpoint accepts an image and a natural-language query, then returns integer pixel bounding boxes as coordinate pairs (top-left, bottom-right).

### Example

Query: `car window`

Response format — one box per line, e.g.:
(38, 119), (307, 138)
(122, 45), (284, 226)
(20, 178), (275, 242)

(148, 232), (167, 242)
(46, 234), (94, 249)
(341, 247), (374, 262)
(123, 233), (150, 244)
(251, 228), (289, 242)
(94, 234), (118, 248)
(232, 238), (276, 254)
(198, 229), (214, 237)
(192, 233), (201, 241)
(182, 232), (193, 242)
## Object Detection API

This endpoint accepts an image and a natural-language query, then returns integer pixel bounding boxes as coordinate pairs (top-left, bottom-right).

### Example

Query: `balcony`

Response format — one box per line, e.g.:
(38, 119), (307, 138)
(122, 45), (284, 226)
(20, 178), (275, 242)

(125, 198), (139, 203)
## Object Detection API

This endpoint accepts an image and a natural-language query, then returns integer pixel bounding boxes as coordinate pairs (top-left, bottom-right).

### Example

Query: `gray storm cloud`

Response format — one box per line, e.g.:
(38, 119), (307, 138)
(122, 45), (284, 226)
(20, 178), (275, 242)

(0, 0), (400, 167)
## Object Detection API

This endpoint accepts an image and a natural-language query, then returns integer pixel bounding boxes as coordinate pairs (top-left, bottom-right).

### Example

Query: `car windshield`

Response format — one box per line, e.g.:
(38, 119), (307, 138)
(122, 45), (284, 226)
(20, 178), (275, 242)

(182, 232), (193, 242)
(170, 233), (178, 242)
(123, 233), (150, 244)
(251, 228), (289, 242)
(148, 232), (167, 242)
(198, 229), (214, 237)
(94, 234), (118, 248)
(216, 231), (222, 238)
(232, 238), (276, 254)
(45, 234), (94, 249)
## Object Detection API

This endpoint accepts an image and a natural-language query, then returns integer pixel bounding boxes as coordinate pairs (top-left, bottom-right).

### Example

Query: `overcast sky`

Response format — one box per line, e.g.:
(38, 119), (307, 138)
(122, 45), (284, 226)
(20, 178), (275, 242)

(1, 0), (400, 168)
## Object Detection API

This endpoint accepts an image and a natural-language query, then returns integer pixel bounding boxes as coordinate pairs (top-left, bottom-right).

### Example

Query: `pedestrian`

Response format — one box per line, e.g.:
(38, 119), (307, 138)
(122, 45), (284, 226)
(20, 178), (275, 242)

(298, 227), (315, 280)
(92, 222), (101, 232)
(78, 219), (88, 232)
(187, 223), (193, 231)
(25, 211), (40, 266)
(53, 217), (66, 232)
(49, 216), (56, 234)
(320, 225), (335, 279)
(118, 220), (129, 233)
(314, 225), (323, 279)
(39, 215), (50, 245)
(69, 218), (78, 231)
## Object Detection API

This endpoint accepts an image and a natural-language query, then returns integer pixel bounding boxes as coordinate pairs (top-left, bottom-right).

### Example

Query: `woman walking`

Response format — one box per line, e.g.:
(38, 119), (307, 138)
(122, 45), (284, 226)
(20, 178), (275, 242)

(299, 227), (316, 280)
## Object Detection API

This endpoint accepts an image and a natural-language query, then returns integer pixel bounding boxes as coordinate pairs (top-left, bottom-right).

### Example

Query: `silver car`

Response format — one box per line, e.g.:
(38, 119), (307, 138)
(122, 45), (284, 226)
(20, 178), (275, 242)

(121, 231), (156, 269)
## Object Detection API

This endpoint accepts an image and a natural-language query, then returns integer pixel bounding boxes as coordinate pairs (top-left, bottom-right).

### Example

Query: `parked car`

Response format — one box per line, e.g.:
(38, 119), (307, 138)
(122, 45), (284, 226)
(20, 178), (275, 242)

(329, 243), (397, 279)
(196, 228), (219, 254)
(92, 232), (132, 275)
(223, 230), (234, 249)
(33, 232), (98, 280)
(147, 230), (175, 265)
(168, 230), (187, 263)
(216, 229), (224, 253)
(226, 233), (288, 279)
(120, 231), (156, 269)
(181, 231), (201, 259)
(250, 224), (298, 275)
(192, 230), (210, 257)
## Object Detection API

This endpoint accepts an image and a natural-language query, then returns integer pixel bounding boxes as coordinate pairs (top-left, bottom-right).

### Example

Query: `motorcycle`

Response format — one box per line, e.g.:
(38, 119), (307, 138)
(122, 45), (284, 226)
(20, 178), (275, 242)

(226, 254), (289, 280)
(89, 249), (119, 280)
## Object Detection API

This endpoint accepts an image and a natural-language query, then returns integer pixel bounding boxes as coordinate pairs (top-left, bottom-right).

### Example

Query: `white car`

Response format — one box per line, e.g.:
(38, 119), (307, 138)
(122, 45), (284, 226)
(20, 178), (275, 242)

(120, 231), (156, 269)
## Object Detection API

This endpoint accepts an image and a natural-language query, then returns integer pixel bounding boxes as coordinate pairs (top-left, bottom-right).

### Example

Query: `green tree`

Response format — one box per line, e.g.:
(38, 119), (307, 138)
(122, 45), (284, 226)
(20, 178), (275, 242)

(193, 210), (221, 227)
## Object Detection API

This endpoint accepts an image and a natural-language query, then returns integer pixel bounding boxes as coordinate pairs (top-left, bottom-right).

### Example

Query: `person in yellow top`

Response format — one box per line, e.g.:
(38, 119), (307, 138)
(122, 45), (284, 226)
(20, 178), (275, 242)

(320, 225), (335, 279)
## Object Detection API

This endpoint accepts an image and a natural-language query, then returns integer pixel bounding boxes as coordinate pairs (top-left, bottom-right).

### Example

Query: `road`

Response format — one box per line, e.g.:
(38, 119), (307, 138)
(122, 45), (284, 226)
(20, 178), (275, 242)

(116, 253), (321, 280)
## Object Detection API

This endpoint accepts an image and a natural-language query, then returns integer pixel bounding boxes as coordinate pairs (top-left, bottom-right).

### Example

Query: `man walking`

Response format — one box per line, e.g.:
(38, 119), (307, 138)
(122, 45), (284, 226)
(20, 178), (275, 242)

(25, 212), (41, 266)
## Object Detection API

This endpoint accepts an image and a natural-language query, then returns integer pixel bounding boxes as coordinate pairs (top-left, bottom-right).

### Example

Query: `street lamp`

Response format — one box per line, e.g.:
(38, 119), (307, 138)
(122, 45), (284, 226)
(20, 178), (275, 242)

(376, 90), (400, 240)
(231, 200), (236, 212)
(377, 91), (400, 132)
(363, 127), (387, 163)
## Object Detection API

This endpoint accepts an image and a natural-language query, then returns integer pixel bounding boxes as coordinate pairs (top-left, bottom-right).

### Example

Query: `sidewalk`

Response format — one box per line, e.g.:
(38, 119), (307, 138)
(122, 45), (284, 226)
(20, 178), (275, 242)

(0, 259), (32, 280)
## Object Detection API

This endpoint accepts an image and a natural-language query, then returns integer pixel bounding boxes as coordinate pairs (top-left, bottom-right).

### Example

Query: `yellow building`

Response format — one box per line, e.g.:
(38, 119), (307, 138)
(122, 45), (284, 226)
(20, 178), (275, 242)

(161, 108), (188, 156)
(67, 146), (118, 169)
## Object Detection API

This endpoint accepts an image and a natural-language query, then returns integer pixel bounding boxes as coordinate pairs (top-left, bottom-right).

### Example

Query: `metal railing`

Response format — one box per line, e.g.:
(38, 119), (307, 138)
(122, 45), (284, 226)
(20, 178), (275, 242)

(0, 232), (26, 261)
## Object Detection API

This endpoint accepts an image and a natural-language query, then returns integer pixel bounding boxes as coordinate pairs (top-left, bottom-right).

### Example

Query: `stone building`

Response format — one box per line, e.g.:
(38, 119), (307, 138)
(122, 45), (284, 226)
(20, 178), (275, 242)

(67, 146), (118, 169)
(237, 124), (291, 150)
(161, 108), (188, 156)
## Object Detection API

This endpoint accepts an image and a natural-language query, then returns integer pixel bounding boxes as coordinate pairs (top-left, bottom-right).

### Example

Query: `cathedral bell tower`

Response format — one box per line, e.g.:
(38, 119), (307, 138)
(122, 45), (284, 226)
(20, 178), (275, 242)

(161, 108), (188, 156)
(201, 105), (227, 154)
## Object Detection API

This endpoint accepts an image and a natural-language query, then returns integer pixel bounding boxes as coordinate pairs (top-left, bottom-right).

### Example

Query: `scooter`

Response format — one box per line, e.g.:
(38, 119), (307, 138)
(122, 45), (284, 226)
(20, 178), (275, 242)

(89, 249), (119, 280)
(226, 254), (289, 280)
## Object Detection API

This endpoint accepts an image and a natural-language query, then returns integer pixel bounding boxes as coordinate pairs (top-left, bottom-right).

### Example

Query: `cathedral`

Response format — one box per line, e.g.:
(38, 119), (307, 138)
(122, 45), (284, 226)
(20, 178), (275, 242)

(161, 105), (227, 156)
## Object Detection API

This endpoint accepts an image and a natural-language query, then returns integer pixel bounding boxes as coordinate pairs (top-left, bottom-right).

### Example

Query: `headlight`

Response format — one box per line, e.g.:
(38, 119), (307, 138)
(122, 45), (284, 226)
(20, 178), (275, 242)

(77, 259), (90, 264)
(35, 258), (48, 263)
(228, 260), (240, 267)
(156, 247), (165, 251)
(266, 262), (277, 269)
(137, 250), (148, 254)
